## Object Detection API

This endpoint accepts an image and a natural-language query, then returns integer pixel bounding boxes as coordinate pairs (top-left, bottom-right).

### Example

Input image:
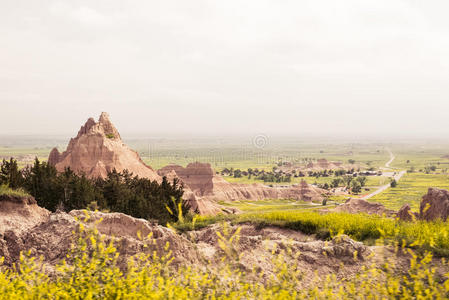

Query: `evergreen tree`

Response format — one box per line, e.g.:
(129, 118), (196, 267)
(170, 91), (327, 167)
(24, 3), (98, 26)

(0, 158), (24, 189)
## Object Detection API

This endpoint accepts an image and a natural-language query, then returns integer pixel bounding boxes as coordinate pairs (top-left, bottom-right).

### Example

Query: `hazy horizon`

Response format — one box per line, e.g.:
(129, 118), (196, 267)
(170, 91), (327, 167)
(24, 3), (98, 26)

(2, 1), (449, 138)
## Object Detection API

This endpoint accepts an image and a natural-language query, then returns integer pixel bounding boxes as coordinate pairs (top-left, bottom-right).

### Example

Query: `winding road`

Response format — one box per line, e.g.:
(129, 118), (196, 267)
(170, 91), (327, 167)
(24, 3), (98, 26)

(361, 149), (405, 200)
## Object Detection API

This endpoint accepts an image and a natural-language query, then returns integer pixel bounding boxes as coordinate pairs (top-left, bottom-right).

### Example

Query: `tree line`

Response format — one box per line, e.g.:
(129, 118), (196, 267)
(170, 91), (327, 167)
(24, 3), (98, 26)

(0, 158), (189, 224)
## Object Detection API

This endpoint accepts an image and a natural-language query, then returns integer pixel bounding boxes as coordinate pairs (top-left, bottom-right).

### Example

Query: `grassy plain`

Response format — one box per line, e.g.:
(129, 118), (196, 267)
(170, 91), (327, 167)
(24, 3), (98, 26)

(369, 172), (449, 210)
(389, 144), (449, 170)
(137, 140), (391, 171)
(0, 147), (49, 168)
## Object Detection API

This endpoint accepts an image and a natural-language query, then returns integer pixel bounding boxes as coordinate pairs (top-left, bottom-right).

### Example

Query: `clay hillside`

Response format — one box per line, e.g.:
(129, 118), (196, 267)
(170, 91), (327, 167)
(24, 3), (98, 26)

(48, 112), (161, 182)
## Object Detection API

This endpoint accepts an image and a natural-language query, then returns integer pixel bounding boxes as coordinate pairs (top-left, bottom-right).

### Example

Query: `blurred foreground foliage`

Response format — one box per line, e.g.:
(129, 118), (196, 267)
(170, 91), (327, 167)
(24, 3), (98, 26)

(1, 216), (449, 299)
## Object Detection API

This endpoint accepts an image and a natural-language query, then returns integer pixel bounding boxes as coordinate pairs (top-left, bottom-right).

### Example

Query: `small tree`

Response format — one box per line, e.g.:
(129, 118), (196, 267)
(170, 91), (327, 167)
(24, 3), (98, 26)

(356, 176), (367, 187)
(342, 175), (353, 188)
(0, 158), (24, 189)
(331, 178), (342, 188)
(351, 181), (362, 194)
(390, 179), (397, 188)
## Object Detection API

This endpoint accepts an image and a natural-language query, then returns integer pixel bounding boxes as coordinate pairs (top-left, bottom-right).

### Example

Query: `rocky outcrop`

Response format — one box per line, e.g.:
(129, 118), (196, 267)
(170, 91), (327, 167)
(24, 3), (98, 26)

(397, 188), (449, 222)
(192, 223), (376, 283)
(158, 163), (327, 212)
(397, 203), (418, 222)
(47, 148), (61, 166)
(1, 205), (376, 283)
(211, 177), (326, 202)
(0, 209), (198, 268)
(0, 194), (50, 235)
(334, 198), (394, 216)
(48, 112), (160, 182)
(0, 198), (412, 284)
(420, 188), (449, 221)
(159, 163), (214, 195)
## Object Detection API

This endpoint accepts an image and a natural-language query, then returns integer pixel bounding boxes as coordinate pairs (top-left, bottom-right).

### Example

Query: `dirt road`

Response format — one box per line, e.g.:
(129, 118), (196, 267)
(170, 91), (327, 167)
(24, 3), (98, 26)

(362, 149), (405, 200)
(384, 149), (395, 168)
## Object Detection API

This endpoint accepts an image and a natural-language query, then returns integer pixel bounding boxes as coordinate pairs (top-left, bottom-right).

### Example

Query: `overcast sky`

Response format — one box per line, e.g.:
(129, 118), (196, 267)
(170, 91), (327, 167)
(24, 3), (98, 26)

(1, 0), (449, 138)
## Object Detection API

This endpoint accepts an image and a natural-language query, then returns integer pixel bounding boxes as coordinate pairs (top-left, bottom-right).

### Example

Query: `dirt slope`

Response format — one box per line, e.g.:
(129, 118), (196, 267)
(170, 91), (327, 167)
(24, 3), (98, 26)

(0, 194), (50, 235)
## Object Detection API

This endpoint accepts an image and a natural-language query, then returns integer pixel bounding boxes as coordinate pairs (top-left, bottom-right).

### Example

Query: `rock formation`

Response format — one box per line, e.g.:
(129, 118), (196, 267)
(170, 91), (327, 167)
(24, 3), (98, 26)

(396, 203), (418, 222)
(46, 113), (326, 216)
(158, 163), (327, 210)
(397, 188), (449, 222)
(0, 194), (420, 285)
(0, 194), (50, 235)
(334, 198), (394, 216)
(0, 209), (198, 268)
(420, 188), (449, 221)
(0, 197), (377, 282)
(48, 112), (160, 182)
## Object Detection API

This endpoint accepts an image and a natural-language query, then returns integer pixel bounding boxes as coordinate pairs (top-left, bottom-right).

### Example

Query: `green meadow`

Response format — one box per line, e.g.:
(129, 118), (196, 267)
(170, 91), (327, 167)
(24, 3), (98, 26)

(369, 172), (449, 210)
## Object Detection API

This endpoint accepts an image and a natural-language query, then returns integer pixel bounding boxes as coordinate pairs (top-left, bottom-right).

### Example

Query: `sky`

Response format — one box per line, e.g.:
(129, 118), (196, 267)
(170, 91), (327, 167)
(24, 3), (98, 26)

(1, 0), (449, 138)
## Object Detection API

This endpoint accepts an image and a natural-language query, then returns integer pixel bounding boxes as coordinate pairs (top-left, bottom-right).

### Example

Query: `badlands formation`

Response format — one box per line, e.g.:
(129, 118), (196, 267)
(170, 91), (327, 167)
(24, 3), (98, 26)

(48, 113), (327, 215)
(2, 189), (448, 281)
(334, 198), (395, 216)
(397, 187), (449, 222)
(48, 112), (160, 181)
(158, 163), (327, 208)
(0, 193), (383, 282)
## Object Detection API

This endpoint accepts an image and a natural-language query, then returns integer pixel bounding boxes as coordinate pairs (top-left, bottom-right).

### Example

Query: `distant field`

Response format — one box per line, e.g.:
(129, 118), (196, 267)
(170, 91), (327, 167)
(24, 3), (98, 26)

(0, 147), (50, 168)
(0, 147), (51, 157)
(136, 140), (392, 171)
(1, 138), (392, 172)
(369, 172), (449, 210)
(389, 144), (449, 171)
